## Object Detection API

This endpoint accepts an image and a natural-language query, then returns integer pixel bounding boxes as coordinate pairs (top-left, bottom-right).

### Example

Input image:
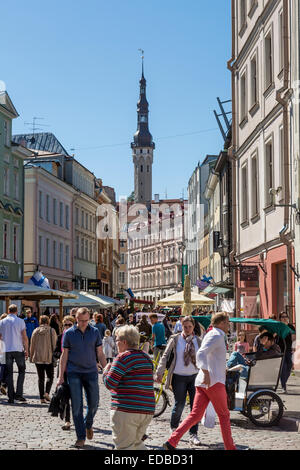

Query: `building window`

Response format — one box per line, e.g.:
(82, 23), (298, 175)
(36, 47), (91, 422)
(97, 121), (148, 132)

(65, 205), (70, 230)
(13, 172), (19, 200)
(279, 125), (284, 195)
(46, 195), (50, 222)
(38, 235), (43, 265)
(251, 153), (259, 217)
(89, 241), (92, 262)
(13, 226), (19, 262)
(53, 241), (57, 268)
(81, 238), (84, 259)
(46, 238), (50, 266)
(4, 167), (9, 196)
(65, 245), (70, 271)
(4, 120), (10, 147)
(279, 10), (284, 72)
(53, 199), (57, 225)
(85, 239), (88, 260)
(59, 202), (64, 227)
(81, 210), (84, 228)
(76, 236), (79, 258)
(240, 71), (247, 122)
(86, 213), (89, 230)
(250, 54), (258, 107)
(239, 0), (246, 31)
(59, 243), (64, 269)
(265, 139), (274, 207)
(3, 223), (9, 259)
(241, 163), (249, 223)
(75, 207), (79, 226)
(38, 191), (43, 219)
(264, 30), (273, 90)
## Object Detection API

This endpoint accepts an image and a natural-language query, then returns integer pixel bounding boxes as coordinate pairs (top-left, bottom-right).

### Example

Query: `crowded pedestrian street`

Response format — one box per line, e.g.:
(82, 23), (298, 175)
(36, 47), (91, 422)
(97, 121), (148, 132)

(0, 361), (299, 451)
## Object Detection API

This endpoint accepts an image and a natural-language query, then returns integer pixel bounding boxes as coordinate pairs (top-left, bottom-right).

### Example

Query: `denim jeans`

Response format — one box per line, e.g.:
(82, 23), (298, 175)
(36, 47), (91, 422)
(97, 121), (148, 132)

(280, 352), (293, 390)
(67, 371), (99, 440)
(5, 351), (26, 400)
(171, 373), (198, 435)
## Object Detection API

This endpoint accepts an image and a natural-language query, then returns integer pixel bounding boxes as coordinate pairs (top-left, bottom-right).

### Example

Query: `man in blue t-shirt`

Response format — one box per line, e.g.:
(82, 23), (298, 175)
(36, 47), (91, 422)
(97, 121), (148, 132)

(150, 313), (167, 363)
(57, 307), (107, 448)
(24, 309), (39, 347)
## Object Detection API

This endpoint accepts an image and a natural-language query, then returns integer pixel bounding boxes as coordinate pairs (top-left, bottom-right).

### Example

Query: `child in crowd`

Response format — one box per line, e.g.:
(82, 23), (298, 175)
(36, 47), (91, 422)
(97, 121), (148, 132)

(103, 330), (115, 362)
(234, 330), (250, 354)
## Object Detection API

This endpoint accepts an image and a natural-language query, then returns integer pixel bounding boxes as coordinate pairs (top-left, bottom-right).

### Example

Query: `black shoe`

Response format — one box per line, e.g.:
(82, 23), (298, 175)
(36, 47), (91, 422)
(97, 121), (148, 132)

(7, 398), (14, 404)
(142, 434), (148, 441)
(14, 395), (26, 402)
(163, 441), (175, 451)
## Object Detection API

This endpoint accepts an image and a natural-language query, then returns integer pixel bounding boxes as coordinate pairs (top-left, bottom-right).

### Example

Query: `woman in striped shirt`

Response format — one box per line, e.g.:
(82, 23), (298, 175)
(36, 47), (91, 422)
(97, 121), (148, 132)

(103, 325), (155, 450)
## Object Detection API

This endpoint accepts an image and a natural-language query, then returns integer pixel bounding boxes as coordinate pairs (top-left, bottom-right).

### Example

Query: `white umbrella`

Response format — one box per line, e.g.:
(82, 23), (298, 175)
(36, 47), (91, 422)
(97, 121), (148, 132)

(157, 290), (215, 307)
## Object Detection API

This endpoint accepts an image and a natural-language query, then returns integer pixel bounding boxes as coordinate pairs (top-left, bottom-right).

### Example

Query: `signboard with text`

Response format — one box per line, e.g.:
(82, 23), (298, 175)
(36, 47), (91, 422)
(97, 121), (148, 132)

(240, 265), (259, 282)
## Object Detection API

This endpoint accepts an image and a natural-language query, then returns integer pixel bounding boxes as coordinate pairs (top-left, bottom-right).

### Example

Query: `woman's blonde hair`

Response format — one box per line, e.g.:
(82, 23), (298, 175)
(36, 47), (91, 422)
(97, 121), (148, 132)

(116, 325), (140, 349)
(63, 315), (75, 326)
(105, 329), (111, 336)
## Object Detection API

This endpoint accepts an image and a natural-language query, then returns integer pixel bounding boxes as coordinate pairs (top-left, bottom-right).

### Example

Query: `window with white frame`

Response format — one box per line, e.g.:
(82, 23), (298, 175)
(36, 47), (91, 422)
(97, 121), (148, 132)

(46, 238), (50, 266)
(81, 238), (84, 259)
(59, 243), (64, 269)
(46, 195), (50, 222)
(59, 202), (64, 227)
(241, 162), (249, 223)
(265, 138), (274, 206)
(251, 152), (259, 217)
(3, 222), (9, 259)
(13, 226), (19, 262)
(250, 53), (258, 107)
(239, 0), (247, 31)
(279, 125), (284, 195)
(76, 236), (79, 258)
(85, 239), (88, 260)
(4, 167), (9, 196)
(53, 241), (57, 268)
(75, 207), (79, 225)
(39, 235), (43, 265)
(4, 120), (10, 147)
(264, 30), (273, 89)
(65, 205), (70, 230)
(279, 10), (284, 72)
(13, 171), (19, 200)
(39, 191), (43, 219)
(65, 245), (70, 271)
(240, 70), (247, 122)
(53, 198), (57, 225)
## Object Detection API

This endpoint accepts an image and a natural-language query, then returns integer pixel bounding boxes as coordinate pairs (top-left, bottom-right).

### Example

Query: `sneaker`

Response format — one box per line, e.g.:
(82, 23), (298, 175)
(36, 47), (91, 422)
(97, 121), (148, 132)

(163, 441), (175, 451)
(189, 434), (201, 446)
(7, 398), (14, 404)
(75, 440), (85, 448)
(14, 395), (26, 402)
(86, 428), (94, 440)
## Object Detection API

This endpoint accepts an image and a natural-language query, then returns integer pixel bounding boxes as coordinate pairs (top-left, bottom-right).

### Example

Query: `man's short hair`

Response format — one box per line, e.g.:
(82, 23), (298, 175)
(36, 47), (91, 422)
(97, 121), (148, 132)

(70, 308), (78, 316)
(76, 307), (90, 317)
(211, 312), (229, 327)
(149, 313), (158, 320)
(259, 332), (274, 342)
(8, 304), (18, 314)
(116, 325), (140, 349)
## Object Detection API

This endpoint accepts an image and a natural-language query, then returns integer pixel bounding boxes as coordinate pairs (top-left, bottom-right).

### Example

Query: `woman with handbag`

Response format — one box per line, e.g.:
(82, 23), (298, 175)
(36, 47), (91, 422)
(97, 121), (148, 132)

(30, 315), (57, 404)
(155, 316), (203, 446)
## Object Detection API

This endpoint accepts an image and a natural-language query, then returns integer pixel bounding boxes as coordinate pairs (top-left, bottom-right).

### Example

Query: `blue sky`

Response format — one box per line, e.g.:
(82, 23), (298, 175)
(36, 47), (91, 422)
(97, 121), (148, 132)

(1, 0), (231, 200)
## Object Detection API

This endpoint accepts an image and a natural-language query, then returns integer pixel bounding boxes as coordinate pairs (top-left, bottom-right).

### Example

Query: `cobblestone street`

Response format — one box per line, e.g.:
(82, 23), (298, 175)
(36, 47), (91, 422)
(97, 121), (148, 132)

(0, 362), (300, 451)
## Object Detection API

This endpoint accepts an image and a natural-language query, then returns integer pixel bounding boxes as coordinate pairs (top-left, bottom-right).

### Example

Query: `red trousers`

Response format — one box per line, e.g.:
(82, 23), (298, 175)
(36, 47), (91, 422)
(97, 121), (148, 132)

(168, 383), (236, 450)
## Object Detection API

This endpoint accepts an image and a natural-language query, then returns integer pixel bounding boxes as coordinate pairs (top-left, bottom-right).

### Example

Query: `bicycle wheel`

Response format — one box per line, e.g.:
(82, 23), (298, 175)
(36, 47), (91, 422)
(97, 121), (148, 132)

(246, 391), (283, 427)
(153, 387), (168, 418)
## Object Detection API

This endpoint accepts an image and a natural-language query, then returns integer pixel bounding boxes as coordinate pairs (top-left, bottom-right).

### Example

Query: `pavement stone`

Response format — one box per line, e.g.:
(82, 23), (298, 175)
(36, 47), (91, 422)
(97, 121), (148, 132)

(0, 362), (300, 451)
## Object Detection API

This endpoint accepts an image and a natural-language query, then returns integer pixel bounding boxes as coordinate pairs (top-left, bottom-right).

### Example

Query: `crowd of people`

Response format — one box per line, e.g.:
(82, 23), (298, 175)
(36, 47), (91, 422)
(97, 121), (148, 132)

(0, 303), (296, 451)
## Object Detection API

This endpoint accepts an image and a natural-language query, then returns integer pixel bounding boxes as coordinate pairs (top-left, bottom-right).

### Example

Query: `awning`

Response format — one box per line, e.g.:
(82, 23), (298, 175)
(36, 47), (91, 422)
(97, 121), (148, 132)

(40, 291), (112, 308)
(96, 294), (122, 305)
(203, 285), (232, 295)
(0, 281), (77, 301)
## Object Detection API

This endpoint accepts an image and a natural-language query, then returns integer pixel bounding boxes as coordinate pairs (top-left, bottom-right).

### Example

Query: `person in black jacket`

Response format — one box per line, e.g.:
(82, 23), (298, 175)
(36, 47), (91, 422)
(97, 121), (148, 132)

(53, 315), (75, 430)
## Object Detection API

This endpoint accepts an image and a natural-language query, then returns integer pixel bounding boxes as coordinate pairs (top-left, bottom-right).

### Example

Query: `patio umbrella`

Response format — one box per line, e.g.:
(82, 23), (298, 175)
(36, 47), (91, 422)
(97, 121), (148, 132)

(40, 291), (113, 309)
(157, 290), (215, 307)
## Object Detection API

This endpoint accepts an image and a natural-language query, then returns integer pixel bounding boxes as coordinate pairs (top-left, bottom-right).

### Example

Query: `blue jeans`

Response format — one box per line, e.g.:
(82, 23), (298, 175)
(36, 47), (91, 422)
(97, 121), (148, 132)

(171, 373), (198, 435)
(5, 352), (26, 400)
(67, 371), (99, 440)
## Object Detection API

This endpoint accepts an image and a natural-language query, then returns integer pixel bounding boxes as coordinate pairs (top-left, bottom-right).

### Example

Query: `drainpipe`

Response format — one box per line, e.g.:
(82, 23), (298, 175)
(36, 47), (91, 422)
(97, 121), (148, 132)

(276, 0), (293, 319)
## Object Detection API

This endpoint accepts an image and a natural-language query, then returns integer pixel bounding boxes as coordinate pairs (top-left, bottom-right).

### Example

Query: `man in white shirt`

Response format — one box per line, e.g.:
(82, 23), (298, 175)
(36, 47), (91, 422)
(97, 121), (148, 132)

(173, 317), (183, 334)
(163, 312), (236, 451)
(0, 304), (29, 404)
